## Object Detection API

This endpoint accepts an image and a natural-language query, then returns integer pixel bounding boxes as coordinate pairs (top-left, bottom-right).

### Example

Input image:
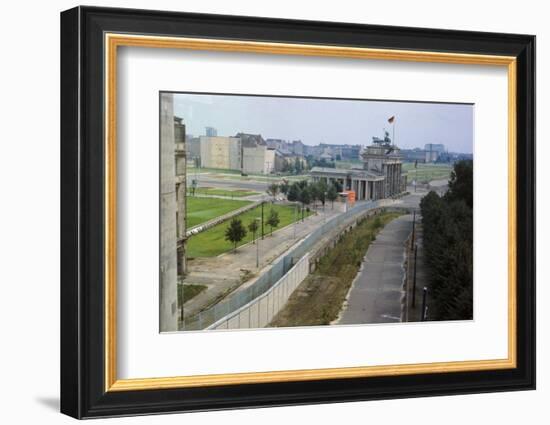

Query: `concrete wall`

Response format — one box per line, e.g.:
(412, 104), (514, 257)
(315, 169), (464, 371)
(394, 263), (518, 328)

(159, 93), (178, 332)
(186, 137), (201, 159)
(200, 136), (241, 170)
(175, 128), (187, 279)
(242, 145), (267, 174)
(265, 148), (276, 173)
(186, 200), (262, 236)
(208, 254), (310, 330)
(175, 142), (186, 176)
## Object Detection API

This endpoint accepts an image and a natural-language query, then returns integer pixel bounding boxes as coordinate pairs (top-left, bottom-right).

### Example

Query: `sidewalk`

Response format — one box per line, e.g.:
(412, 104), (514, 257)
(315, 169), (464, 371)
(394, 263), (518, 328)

(337, 214), (412, 325)
(405, 220), (429, 322)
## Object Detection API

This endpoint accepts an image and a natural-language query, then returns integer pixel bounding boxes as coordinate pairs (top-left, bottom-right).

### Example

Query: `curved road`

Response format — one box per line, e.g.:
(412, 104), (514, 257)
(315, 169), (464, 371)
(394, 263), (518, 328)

(338, 214), (413, 324)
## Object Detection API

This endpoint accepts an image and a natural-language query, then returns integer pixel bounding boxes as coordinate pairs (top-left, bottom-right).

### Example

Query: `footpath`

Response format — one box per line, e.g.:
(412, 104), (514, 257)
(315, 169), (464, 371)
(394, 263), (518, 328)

(405, 220), (429, 322)
(337, 214), (412, 324)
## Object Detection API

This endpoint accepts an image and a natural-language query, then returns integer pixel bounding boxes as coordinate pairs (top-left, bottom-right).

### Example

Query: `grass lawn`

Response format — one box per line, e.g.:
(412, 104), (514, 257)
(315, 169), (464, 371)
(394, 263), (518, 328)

(190, 172), (310, 184)
(335, 159), (363, 169)
(187, 165), (310, 180)
(187, 166), (242, 175)
(186, 197), (252, 228)
(187, 203), (312, 257)
(269, 212), (402, 327)
(178, 283), (207, 305)
(188, 187), (260, 198)
(402, 163), (452, 183)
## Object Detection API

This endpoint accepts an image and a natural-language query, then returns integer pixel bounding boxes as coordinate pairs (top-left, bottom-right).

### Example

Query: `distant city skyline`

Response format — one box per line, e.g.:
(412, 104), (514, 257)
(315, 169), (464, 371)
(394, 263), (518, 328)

(172, 92), (474, 154)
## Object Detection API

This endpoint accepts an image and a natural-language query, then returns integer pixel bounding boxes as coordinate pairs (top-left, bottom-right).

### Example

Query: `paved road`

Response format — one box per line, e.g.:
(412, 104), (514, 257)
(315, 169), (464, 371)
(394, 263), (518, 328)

(406, 220), (429, 322)
(188, 174), (301, 193)
(194, 176), (269, 192)
(338, 214), (413, 325)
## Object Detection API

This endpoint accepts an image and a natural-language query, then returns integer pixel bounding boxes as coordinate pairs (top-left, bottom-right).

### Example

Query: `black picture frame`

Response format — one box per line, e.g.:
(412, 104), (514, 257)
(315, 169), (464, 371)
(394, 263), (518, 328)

(60, 5), (535, 419)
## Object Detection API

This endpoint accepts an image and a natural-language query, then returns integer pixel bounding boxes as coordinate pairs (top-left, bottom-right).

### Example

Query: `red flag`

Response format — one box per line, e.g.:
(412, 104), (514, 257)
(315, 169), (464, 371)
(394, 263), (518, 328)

(388, 116), (395, 124)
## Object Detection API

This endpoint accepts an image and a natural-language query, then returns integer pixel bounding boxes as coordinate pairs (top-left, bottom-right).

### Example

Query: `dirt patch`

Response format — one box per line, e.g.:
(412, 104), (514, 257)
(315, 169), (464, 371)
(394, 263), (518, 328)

(269, 275), (345, 326)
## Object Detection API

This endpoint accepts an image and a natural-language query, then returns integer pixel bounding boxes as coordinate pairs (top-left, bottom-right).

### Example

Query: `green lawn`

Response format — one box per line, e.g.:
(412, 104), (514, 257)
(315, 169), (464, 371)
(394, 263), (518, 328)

(187, 187), (260, 198)
(206, 173), (309, 183)
(186, 197), (252, 228)
(335, 160), (363, 169)
(402, 163), (453, 183)
(187, 165), (309, 181)
(187, 203), (312, 257)
(187, 166), (242, 175)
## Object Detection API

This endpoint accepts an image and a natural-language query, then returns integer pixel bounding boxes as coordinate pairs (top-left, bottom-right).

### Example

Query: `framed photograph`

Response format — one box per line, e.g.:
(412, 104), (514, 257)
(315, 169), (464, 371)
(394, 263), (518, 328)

(60, 6), (535, 419)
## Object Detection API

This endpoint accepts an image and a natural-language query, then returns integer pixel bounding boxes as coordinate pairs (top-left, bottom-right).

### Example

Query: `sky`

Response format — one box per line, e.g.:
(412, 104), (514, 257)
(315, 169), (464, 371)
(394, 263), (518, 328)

(173, 92), (473, 154)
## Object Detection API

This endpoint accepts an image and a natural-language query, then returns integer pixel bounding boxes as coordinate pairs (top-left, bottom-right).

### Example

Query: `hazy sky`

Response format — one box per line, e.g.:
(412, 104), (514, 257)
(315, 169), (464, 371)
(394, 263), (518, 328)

(173, 93), (473, 154)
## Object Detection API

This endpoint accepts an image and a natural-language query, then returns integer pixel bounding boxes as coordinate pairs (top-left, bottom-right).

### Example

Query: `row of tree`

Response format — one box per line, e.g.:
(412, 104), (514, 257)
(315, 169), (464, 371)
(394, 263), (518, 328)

(280, 156), (306, 174)
(420, 160), (473, 321)
(278, 155), (343, 175)
(225, 178), (344, 253)
(224, 209), (281, 252)
(274, 179), (341, 220)
(305, 157), (336, 169)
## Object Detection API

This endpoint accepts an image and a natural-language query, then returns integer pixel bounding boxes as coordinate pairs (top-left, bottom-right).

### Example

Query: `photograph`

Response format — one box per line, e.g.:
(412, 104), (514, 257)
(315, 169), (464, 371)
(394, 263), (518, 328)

(56, 4), (536, 419)
(159, 92), (474, 332)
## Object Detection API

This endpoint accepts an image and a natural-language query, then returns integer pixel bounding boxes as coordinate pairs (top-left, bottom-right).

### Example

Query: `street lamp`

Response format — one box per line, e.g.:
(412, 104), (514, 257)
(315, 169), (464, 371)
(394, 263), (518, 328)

(261, 196), (265, 240)
(293, 202), (298, 239)
(255, 217), (261, 268)
(323, 191), (328, 224)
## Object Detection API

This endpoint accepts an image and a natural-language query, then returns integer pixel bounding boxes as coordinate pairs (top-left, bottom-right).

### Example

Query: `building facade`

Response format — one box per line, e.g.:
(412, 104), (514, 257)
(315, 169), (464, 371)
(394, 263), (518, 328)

(205, 126), (217, 137)
(424, 143), (446, 154)
(291, 140), (305, 156)
(242, 144), (268, 174)
(199, 136), (242, 170)
(185, 136), (201, 160)
(174, 119), (187, 283)
(238, 133), (269, 174)
(316, 143), (362, 160)
(159, 93), (187, 332)
(401, 143), (446, 163)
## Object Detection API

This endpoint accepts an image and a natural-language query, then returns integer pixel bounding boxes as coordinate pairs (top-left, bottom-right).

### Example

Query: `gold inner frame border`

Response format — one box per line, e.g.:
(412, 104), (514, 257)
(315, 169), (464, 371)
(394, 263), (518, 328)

(104, 33), (517, 392)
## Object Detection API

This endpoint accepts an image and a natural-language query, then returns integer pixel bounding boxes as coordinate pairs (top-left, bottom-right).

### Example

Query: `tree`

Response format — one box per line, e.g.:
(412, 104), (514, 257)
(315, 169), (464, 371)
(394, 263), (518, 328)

(309, 183), (320, 207)
(294, 157), (302, 174)
(316, 181), (328, 207)
(311, 158), (335, 169)
(326, 184), (338, 209)
(287, 182), (300, 202)
(285, 160), (295, 174)
(421, 182), (473, 321)
(266, 209), (280, 235)
(445, 160), (473, 209)
(279, 180), (290, 196)
(333, 180), (343, 192)
(224, 218), (247, 252)
(298, 186), (311, 221)
(266, 183), (280, 200)
(296, 179), (308, 189)
(305, 155), (314, 170)
(247, 219), (259, 244)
